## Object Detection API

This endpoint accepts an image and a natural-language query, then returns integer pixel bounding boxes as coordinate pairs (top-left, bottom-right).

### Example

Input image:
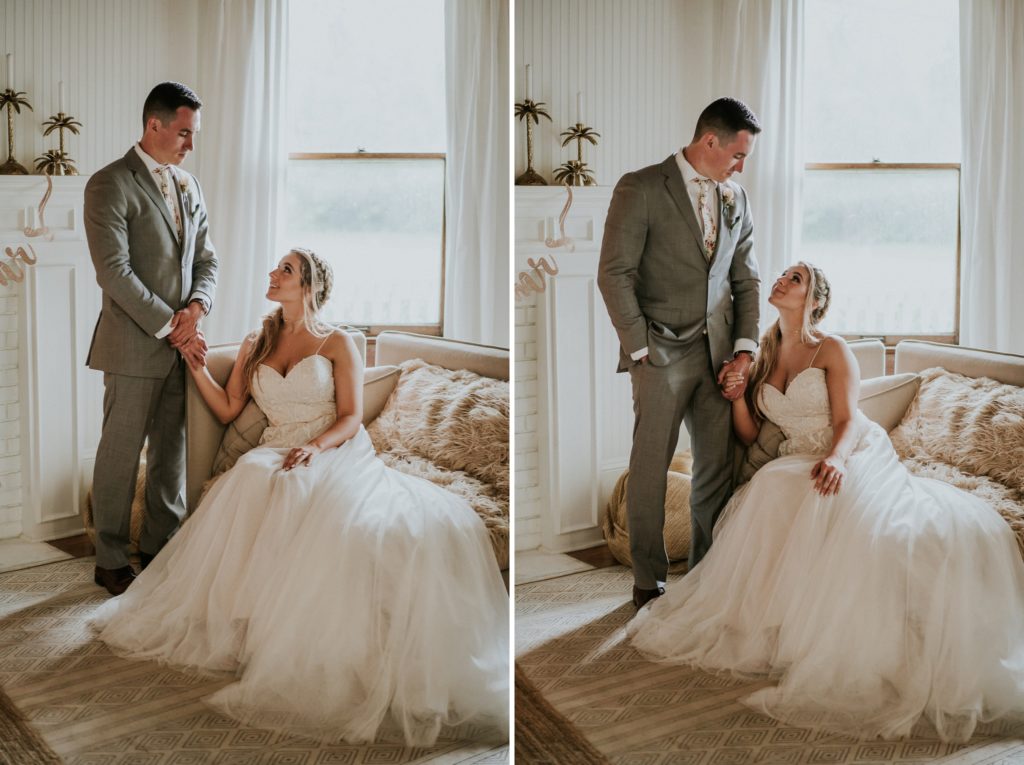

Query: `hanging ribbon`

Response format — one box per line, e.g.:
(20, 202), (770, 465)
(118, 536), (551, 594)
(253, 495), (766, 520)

(0, 244), (38, 287)
(515, 184), (575, 303)
(23, 174), (54, 241)
(544, 184), (575, 252)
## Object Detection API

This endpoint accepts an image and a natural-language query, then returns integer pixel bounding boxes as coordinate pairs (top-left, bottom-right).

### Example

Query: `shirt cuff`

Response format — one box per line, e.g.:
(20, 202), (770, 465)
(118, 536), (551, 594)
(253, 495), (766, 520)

(733, 338), (757, 356)
(155, 318), (173, 339)
(630, 346), (649, 361)
(189, 294), (210, 315)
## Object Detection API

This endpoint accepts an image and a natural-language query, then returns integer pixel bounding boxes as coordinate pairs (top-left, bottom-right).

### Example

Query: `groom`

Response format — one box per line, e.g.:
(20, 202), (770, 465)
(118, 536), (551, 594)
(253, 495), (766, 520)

(84, 82), (218, 596)
(597, 97), (761, 609)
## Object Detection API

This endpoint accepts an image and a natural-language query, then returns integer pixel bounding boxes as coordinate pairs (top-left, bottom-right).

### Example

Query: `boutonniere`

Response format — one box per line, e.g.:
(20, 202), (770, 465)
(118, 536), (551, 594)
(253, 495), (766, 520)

(178, 176), (200, 220)
(721, 186), (739, 227)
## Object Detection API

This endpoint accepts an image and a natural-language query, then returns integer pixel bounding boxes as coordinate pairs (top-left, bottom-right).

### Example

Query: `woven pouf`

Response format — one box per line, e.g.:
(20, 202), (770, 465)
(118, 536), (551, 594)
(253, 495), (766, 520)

(602, 451), (693, 573)
(82, 452), (147, 553)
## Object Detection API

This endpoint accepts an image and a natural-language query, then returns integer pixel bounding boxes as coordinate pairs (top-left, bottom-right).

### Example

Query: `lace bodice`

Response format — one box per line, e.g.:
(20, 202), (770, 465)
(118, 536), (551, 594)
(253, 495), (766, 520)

(251, 354), (335, 448)
(759, 367), (835, 457)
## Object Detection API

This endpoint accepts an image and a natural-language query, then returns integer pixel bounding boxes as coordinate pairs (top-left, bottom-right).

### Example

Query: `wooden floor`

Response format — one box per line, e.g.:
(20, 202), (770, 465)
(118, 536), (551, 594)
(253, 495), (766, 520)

(566, 544), (619, 569)
(47, 534), (94, 559)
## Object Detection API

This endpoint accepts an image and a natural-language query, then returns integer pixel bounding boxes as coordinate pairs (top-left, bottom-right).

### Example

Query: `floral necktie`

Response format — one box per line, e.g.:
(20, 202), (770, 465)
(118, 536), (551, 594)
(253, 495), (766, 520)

(154, 166), (183, 241)
(694, 177), (717, 260)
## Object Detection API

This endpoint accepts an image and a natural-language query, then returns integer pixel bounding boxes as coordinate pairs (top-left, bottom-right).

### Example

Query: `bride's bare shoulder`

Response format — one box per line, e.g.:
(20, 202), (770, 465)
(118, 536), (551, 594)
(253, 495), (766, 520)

(320, 328), (361, 366)
(817, 334), (859, 376)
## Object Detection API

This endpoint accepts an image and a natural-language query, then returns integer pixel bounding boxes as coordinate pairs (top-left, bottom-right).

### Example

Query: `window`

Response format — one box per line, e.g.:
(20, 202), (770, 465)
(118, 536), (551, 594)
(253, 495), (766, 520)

(285, 0), (447, 334)
(800, 0), (961, 344)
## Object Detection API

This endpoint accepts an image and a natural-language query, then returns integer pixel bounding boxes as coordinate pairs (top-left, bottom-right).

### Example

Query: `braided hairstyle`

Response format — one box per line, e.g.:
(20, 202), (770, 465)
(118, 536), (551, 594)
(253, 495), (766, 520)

(747, 261), (832, 421)
(241, 248), (335, 394)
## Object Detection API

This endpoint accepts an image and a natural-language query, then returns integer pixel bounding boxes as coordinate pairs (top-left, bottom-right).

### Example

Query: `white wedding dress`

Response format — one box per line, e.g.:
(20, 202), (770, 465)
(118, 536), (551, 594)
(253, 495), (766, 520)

(91, 354), (509, 745)
(629, 366), (1024, 742)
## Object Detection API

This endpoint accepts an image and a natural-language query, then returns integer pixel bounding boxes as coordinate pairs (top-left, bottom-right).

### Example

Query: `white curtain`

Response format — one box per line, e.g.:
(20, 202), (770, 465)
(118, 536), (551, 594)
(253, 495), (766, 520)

(958, 1), (1024, 354)
(193, 0), (289, 346)
(443, 0), (510, 346)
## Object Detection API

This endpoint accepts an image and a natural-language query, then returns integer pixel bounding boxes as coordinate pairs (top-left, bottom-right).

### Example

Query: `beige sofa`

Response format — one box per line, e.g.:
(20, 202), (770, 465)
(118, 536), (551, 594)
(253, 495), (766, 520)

(185, 330), (511, 570)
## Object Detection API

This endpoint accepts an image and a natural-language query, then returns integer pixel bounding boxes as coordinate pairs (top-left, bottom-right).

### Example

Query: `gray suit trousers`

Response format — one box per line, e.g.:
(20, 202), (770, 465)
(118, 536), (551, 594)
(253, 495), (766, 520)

(92, 359), (186, 569)
(627, 338), (734, 588)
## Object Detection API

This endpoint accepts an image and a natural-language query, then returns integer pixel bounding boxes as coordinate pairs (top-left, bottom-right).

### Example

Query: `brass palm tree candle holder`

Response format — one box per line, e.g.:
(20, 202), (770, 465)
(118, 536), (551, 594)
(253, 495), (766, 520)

(555, 122), (600, 186)
(515, 98), (551, 185)
(35, 111), (81, 175)
(0, 88), (32, 175)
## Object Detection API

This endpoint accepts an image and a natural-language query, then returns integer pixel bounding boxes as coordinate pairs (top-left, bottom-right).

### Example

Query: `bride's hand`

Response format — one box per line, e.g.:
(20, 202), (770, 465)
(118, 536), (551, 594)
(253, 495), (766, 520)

(282, 442), (323, 471)
(810, 455), (845, 496)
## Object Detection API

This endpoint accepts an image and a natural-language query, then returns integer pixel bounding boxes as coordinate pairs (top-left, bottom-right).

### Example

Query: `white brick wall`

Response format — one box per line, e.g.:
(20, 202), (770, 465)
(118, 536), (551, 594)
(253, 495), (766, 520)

(0, 287), (20, 539)
(514, 296), (543, 550)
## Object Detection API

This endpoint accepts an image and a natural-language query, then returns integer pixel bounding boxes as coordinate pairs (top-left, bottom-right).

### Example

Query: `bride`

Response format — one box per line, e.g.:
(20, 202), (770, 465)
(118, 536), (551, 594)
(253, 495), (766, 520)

(629, 262), (1024, 742)
(91, 247), (509, 746)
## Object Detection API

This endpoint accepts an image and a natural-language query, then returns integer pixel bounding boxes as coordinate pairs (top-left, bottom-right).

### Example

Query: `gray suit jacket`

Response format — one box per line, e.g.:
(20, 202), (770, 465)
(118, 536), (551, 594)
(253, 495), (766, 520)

(85, 148), (218, 378)
(597, 155), (760, 372)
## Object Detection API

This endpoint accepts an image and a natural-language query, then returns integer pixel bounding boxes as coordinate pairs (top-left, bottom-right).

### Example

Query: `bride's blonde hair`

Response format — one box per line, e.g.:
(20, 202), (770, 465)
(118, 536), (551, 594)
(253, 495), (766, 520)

(747, 261), (832, 421)
(241, 248), (335, 394)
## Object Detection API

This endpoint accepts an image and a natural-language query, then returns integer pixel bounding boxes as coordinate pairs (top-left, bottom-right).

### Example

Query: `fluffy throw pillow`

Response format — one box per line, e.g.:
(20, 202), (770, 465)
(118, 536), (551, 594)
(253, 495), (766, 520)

(889, 367), (1024, 494)
(367, 359), (509, 496)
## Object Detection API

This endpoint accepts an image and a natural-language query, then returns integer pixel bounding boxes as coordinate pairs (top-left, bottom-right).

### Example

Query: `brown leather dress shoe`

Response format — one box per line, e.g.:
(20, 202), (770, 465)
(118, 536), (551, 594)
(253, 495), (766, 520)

(632, 584), (666, 610)
(94, 565), (136, 596)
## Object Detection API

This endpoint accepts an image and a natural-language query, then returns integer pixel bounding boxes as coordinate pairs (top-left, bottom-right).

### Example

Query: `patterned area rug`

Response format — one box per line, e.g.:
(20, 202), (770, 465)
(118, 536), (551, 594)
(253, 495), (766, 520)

(516, 566), (1024, 765)
(0, 558), (508, 765)
(515, 663), (610, 764)
(0, 682), (63, 764)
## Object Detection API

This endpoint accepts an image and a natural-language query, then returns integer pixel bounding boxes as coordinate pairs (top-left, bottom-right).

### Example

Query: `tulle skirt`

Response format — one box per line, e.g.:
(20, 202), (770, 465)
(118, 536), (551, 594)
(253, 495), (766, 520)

(91, 428), (509, 746)
(628, 423), (1024, 742)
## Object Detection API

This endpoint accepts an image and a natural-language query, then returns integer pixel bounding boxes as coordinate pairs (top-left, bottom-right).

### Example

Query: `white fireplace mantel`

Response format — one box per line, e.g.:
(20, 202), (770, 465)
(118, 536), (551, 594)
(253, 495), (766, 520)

(516, 186), (692, 553)
(0, 176), (103, 542)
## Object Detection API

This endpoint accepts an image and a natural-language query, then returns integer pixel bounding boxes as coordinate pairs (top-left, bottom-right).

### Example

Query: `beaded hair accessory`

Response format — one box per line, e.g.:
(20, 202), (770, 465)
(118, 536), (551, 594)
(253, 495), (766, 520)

(291, 247), (325, 309)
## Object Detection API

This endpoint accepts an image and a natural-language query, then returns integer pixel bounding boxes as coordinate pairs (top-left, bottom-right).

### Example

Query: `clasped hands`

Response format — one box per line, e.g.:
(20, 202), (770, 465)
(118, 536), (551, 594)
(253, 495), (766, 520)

(168, 301), (207, 369)
(718, 352), (752, 402)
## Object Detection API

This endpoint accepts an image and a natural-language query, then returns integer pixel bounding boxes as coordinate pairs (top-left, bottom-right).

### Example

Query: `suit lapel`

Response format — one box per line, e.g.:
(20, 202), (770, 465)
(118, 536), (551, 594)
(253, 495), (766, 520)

(124, 148), (179, 241)
(661, 156), (707, 257)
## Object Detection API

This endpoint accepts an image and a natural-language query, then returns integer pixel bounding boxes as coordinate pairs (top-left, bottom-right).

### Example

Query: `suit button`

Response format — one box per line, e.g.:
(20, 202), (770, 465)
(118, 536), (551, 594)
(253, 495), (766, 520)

(702, 329), (708, 335)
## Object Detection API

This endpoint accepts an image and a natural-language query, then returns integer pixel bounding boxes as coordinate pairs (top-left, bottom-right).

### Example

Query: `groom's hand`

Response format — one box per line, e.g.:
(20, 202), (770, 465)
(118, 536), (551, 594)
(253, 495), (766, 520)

(168, 302), (204, 347)
(718, 353), (752, 401)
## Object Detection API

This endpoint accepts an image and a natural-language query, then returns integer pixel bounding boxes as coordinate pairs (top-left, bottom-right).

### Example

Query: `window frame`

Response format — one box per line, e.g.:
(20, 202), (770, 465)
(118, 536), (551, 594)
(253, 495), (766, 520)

(803, 161), (961, 348)
(287, 152), (447, 339)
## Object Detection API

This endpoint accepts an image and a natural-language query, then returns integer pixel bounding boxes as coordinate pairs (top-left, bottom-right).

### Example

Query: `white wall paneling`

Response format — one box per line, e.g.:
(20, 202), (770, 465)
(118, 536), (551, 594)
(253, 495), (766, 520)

(1, 0), (200, 177)
(514, 0), (719, 188)
(516, 186), (689, 553)
(0, 176), (100, 541)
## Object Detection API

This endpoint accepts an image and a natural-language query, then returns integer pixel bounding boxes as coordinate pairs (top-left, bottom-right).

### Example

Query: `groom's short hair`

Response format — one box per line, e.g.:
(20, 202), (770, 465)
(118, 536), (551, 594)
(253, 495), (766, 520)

(693, 98), (762, 142)
(142, 82), (202, 129)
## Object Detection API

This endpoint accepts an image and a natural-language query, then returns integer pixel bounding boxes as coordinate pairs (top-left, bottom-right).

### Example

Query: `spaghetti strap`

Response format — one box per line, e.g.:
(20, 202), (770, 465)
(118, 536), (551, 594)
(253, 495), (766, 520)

(808, 337), (826, 368)
(314, 333), (332, 355)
